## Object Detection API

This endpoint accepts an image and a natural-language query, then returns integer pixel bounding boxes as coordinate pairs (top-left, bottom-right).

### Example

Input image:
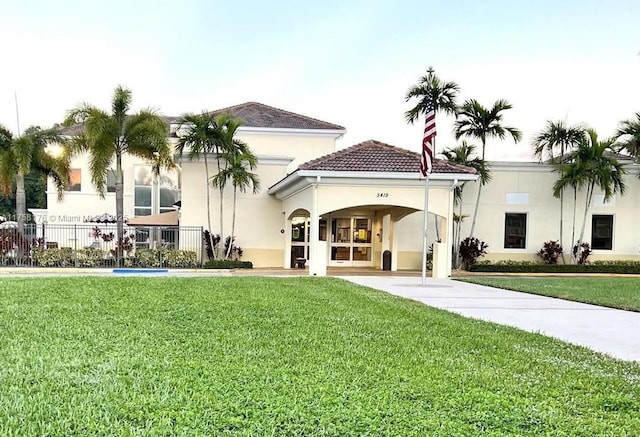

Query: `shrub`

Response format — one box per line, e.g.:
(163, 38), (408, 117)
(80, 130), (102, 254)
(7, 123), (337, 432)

(131, 249), (161, 268)
(459, 237), (488, 270)
(75, 248), (105, 268)
(202, 230), (220, 260)
(203, 259), (253, 269)
(469, 260), (640, 274)
(163, 250), (198, 268)
(32, 248), (74, 267)
(573, 242), (592, 265)
(537, 240), (563, 264)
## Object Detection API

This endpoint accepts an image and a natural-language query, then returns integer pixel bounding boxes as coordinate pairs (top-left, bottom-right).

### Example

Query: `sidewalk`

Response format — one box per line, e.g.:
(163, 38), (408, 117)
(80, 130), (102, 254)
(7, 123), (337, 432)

(341, 276), (640, 362)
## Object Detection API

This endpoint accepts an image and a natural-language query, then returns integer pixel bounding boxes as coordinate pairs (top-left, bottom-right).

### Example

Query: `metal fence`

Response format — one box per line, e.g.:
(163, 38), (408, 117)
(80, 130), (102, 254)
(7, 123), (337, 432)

(0, 223), (204, 268)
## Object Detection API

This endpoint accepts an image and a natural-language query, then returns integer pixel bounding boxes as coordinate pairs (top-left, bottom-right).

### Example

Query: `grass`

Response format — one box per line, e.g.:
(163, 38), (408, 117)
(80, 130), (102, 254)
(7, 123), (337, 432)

(460, 277), (640, 312)
(0, 276), (638, 435)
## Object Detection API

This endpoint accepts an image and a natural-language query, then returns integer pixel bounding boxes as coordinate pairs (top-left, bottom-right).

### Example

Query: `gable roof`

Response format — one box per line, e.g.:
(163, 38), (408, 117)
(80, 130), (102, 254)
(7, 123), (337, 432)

(207, 102), (345, 131)
(298, 140), (477, 174)
(55, 102), (345, 136)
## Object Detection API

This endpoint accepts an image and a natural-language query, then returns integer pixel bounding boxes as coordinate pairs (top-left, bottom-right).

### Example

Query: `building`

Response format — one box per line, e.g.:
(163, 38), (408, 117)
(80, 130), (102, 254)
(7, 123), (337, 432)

(41, 102), (640, 273)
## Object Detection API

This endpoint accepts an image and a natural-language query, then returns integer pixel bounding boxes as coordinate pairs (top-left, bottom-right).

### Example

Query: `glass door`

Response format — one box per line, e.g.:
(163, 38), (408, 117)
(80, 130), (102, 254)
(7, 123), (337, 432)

(329, 216), (373, 266)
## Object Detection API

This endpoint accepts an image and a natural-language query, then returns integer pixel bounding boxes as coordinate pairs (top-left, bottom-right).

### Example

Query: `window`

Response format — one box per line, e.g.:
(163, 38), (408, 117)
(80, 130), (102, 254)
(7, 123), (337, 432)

(68, 169), (81, 191)
(591, 215), (613, 250)
(134, 165), (152, 216)
(504, 213), (526, 249)
(107, 169), (116, 193)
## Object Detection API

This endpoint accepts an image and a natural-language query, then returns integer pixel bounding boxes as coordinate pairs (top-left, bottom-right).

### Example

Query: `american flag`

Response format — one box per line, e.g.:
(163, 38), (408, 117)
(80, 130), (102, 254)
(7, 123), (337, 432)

(420, 108), (436, 177)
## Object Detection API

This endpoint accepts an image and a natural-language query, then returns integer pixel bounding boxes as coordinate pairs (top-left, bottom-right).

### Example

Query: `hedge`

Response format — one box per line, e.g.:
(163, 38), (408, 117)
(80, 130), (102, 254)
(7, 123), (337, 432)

(203, 260), (253, 269)
(29, 248), (198, 269)
(469, 260), (640, 274)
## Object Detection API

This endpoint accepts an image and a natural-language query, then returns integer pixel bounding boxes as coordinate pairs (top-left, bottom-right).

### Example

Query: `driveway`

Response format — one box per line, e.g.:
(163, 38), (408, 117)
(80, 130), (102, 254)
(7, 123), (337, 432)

(341, 276), (640, 362)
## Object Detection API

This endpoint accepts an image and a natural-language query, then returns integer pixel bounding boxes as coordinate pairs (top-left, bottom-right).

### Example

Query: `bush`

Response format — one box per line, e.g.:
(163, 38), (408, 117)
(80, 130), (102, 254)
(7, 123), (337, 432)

(573, 242), (592, 265)
(459, 237), (488, 270)
(203, 259), (253, 269)
(32, 248), (74, 267)
(469, 260), (640, 274)
(75, 248), (105, 268)
(537, 240), (563, 264)
(131, 249), (161, 268)
(163, 250), (198, 268)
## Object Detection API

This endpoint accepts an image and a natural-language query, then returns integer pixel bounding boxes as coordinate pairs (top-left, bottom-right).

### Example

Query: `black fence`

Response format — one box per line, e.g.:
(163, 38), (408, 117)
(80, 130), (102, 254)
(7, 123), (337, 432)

(0, 223), (204, 268)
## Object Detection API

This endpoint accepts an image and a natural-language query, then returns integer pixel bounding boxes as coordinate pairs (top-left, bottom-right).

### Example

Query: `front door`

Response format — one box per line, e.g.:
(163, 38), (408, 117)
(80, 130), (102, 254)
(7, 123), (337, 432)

(328, 216), (373, 267)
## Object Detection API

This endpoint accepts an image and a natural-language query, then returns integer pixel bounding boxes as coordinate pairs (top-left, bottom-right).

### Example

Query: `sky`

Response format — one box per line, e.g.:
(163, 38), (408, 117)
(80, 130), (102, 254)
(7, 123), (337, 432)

(1, 0), (639, 161)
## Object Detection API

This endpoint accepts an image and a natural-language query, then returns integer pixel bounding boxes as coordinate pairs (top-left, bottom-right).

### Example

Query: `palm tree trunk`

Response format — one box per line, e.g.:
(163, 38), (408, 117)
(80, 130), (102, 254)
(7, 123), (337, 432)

(203, 155), (215, 259)
(115, 152), (124, 267)
(226, 186), (237, 259)
(559, 189), (565, 263)
(468, 141), (486, 238)
(216, 154), (224, 259)
(468, 184), (482, 238)
(577, 183), (594, 245)
(16, 170), (26, 259)
(571, 187), (577, 262)
(432, 136), (441, 242)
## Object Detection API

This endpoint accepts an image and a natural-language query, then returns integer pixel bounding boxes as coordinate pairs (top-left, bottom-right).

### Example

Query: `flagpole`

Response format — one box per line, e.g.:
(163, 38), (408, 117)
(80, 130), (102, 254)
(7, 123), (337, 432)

(421, 169), (429, 285)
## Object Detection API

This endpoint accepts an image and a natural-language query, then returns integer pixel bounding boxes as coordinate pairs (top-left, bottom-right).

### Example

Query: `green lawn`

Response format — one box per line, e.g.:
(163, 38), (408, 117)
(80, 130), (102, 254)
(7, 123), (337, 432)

(0, 276), (639, 435)
(460, 277), (640, 312)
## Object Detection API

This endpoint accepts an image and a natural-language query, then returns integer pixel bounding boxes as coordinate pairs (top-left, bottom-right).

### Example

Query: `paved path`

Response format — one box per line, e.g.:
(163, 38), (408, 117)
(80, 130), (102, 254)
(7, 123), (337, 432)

(341, 276), (640, 362)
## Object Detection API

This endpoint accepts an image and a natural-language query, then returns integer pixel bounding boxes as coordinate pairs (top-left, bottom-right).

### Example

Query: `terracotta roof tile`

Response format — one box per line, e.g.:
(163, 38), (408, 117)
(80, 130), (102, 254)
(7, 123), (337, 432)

(208, 102), (345, 130)
(299, 140), (477, 174)
(57, 102), (345, 134)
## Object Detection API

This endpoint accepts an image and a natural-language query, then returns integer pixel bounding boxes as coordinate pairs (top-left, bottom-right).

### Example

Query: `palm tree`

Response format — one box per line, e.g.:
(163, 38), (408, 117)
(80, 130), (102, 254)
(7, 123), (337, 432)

(553, 129), (626, 262)
(454, 99), (522, 237)
(441, 141), (490, 266)
(0, 125), (69, 239)
(405, 66), (460, 240)
(614, 112), (640, 160)
(176, 112), (250, 259)
(175, 112), (221, 257)
(532, 121), (586, 261)
(210, 146), (259, 259)
(405, 66), (459, 124)
(63, 86), (172, 265)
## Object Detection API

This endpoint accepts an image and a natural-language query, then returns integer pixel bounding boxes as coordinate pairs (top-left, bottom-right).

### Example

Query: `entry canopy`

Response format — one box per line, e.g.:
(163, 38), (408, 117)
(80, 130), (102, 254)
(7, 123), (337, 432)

(127, 210), (179, 227)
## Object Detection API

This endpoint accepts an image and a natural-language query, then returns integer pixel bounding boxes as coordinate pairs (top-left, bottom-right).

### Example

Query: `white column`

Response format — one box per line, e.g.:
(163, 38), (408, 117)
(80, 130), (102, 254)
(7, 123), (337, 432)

(283, 214), (292, 269)
(309, 177), (326, 276)
(391, 219), (398, 272)
(446, 185), (456, 277)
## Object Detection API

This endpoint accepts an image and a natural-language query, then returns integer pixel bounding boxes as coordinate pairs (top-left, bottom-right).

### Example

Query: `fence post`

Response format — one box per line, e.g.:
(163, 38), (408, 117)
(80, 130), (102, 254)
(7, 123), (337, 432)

(74, 224), (78, 268)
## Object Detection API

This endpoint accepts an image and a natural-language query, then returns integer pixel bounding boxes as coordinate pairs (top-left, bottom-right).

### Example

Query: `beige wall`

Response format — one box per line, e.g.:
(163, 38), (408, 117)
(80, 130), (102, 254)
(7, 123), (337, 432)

(457, 162), (640, 262)
(235, 131), (336, 173)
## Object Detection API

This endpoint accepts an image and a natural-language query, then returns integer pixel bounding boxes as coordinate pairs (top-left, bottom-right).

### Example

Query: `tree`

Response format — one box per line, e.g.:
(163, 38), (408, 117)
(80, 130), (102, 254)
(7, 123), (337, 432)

(441, 141), (490, 266)
(405, 66), (460, 240)
(0, 125), (69, 239)
(405, 67), (459, 125)
(552, 129), (626, 262)
(454, 99), (522, 237)
(212, 150), (260, 259)
(614, 112), (640, 160)
(175, 112), (221, 257)
(532, 121), (586, 262)
(64, 86), (172, 265)
(209, 116), (259, 259)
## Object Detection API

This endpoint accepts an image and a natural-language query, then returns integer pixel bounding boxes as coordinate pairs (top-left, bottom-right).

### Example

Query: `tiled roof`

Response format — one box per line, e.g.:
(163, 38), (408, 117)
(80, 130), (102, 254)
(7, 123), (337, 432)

(56, 102), (344, 135)
(207, 102), (345, 130)
(299, 140), (477, 174)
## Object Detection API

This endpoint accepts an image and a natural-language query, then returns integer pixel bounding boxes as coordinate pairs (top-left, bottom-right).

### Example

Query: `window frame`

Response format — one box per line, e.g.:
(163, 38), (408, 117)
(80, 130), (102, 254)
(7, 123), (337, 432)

(591, 214), (614, 250)
(503, 212), (527, 249)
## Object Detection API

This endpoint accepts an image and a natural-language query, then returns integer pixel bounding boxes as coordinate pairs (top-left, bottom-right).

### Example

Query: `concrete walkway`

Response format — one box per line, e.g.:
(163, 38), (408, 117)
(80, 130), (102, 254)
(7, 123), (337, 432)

(341, 276), (640, 362)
